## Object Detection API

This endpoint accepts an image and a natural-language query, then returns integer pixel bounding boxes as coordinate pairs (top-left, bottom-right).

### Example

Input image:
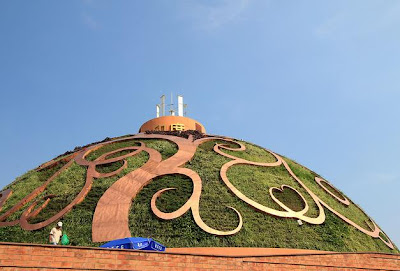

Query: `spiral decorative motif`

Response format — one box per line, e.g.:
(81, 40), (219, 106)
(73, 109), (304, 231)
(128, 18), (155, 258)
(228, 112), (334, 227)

(0, 133), (394, 249)
(214, 141), (393, 249)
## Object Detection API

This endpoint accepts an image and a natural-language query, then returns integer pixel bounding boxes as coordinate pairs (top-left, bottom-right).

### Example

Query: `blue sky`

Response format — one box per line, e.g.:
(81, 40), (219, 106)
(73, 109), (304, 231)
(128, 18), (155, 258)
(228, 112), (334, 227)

(0, 1), (399, 247)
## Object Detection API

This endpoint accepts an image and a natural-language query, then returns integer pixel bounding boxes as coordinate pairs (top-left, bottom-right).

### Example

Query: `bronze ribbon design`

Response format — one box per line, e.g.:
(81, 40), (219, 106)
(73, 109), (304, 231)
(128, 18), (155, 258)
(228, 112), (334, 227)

(0, 134), (393, 249)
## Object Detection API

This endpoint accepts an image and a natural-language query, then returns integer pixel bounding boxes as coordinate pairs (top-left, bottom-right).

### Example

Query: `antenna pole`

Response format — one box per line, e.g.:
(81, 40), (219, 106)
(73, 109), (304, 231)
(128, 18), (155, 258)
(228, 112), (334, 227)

(160, 95), (165, 116)
(169, 92), (175, 116)
(178, 95), (184, 117)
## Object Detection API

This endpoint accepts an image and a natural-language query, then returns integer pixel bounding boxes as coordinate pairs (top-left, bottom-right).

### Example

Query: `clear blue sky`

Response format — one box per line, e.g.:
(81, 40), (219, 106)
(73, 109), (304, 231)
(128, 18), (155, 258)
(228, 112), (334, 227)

(0, 1), (399, 247)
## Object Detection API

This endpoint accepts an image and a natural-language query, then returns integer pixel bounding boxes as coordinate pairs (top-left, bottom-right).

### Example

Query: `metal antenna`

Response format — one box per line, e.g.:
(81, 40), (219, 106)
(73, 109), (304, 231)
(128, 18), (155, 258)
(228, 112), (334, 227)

(178, 95), (184, 117)
(169, 92), (175, 116)
(160, 95), (165, 116)
(156, 104), (160, 117)
(158, 93), (186, 117)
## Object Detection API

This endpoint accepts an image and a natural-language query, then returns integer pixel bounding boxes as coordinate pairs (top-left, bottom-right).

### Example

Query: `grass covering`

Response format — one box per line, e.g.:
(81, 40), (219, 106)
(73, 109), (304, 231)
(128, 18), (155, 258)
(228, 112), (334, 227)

(0, 161), (69, 222)
(129, 139), (398, 252)
(0, 138), (177, 246)
(0, 136), (398, 253)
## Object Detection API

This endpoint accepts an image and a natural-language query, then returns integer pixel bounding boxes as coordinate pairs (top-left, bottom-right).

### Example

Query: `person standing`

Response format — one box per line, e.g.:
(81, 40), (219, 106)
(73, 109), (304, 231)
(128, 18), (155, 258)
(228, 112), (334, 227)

(49, 222), (63, 245)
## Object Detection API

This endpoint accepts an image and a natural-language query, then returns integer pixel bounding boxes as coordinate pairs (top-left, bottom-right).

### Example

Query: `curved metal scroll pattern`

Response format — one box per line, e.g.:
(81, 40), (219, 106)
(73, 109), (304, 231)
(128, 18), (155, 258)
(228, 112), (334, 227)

(0, 134), (241, 242)
(215, 141), (325, 224)
(315, 177), (350, 206)
(0, 189), (13, 211)
(150, 169), (243, 236)
(0, 134), (394, 249)
(270, 185), (309, 216)
(0, 159), (75, 228)
(92, 134), (242, 242)
(0, 141), (144, 230)
(215, 142), (394, 249)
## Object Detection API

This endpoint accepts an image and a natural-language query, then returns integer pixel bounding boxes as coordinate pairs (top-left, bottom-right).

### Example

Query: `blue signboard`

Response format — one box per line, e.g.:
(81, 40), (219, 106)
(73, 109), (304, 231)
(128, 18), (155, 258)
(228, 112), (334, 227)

(100, 237), (166, 252)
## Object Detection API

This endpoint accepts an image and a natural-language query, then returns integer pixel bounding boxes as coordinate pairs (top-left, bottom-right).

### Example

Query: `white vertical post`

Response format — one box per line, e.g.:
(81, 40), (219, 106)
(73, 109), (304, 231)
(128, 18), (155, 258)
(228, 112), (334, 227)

(160, 95), (165, 116)
(156, 105), (160, 117)
(178, 95), (183, 117)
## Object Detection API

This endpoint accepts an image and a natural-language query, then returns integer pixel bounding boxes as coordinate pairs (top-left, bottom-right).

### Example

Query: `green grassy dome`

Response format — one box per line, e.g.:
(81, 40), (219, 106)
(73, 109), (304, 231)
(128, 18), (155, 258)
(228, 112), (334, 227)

(0, 132), (397, 253)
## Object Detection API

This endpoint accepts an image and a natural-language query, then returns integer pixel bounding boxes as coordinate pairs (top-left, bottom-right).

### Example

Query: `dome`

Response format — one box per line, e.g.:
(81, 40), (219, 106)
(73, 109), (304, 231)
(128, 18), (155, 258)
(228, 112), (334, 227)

(0, 130), (397, 253)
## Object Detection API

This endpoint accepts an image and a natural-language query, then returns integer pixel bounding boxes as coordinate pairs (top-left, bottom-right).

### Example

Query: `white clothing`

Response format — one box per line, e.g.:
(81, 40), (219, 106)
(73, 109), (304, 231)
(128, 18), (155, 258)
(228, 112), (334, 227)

(50, 227), (62, 244)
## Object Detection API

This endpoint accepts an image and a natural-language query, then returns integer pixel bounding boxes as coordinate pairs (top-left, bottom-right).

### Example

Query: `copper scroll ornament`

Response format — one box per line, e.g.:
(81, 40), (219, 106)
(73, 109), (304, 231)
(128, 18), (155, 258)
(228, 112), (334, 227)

(0, 134), (393, 249)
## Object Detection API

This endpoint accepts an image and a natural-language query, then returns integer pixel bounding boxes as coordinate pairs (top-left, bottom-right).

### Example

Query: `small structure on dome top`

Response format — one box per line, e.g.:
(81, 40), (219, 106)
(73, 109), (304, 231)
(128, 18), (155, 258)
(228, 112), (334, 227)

(139, 94), (206, 133)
